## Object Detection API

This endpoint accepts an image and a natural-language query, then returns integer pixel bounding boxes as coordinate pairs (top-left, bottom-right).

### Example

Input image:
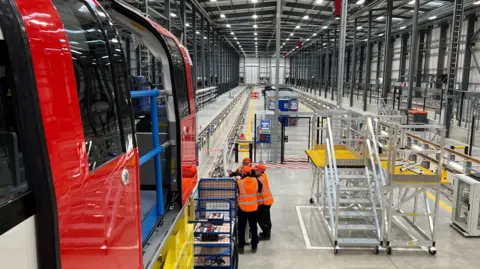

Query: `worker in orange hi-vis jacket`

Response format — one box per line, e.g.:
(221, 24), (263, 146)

(254, 164), (274, 240)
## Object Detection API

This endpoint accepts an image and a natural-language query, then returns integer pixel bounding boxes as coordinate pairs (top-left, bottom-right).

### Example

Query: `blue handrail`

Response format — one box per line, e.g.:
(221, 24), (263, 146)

(131, 89), (166, 243)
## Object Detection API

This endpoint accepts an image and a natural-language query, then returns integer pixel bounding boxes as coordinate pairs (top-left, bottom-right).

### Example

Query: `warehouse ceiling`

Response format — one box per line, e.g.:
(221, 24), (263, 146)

(122, 0), (480, 58)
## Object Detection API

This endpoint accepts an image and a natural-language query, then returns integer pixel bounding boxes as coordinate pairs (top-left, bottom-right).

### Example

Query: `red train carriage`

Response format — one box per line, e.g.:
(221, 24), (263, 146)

(0, 0), (196, 268)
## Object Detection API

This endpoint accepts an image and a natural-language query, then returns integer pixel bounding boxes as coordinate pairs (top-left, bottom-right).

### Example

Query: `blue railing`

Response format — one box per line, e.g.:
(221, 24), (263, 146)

(131, 89), (165, 243)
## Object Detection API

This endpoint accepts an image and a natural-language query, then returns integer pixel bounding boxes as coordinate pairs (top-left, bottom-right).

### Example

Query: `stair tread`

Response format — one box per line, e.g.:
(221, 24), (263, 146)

(339, 198), (371, 204)
(340, 186), (370, 191)
(337, 237), (380, 246)
(338, 175), (367, 179)
(338, 224), (376, 230)
(339, 211), (375, 217)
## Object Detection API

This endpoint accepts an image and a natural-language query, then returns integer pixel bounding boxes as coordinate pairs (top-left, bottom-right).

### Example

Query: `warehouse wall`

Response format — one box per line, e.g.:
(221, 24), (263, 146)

(239, 57), (290, 85)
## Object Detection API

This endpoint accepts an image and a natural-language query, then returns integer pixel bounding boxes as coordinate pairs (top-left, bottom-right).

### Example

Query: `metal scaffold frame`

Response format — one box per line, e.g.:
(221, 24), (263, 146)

(371, 118), (445, 255)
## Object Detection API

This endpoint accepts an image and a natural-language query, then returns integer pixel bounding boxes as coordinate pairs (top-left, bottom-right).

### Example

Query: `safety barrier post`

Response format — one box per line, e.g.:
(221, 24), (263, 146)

(235, 142), (239, 162)
(131, 89), (165, 216)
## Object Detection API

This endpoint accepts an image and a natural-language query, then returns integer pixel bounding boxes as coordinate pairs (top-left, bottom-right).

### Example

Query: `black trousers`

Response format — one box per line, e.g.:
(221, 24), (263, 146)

(238, 208), (258, 249)
(258, 204), (272, 236)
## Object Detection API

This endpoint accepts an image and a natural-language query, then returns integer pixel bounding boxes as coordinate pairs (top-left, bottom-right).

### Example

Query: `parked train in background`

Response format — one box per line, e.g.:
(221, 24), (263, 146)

(0, 0), (196, 268)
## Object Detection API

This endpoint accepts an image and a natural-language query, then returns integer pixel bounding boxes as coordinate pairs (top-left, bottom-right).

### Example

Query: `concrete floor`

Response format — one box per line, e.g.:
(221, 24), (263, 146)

(237, 87), (480, 269)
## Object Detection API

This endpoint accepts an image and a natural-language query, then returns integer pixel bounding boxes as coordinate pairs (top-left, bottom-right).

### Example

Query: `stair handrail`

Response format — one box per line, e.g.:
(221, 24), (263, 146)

(325, 138), (337, 205)
(365, 139), (384, 205)
(366, 118), (387, 187)
(323, 165), (336, 234)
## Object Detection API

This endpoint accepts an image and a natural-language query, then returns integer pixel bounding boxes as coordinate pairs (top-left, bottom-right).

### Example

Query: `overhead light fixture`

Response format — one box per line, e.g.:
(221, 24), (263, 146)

(428, 16), (437, 20)
(400, 26), (406, 29)
(290, 33), (294, 36)
(252, 14), (258, 19)
(255, 42), (257, 45)
(356, 0), (365, 4)
(335, 17), (340, 20)
(211, 0), (216, 2)
(234, 37), (237, 39)
(196, 31), (200, 34)
(378, 33), (384, 36)
(357, 26), (362, 30)
(376, 16), (384, 20)
(255, 37), (258, 40)
(322, 26), (328, 29)
(253, 25), (257, 28)
(295, 25), (300, 29)
(204, 36), (207, 39)
(231, 31), (234, 35)
(316, 0), (324, 4)
(282, 42), (285, 45)
(323, 42), (326, 45)
(254, 32), (257, 35)
(252, 0), (257, 3)
(186, 23), (190, 27)
(220, 14), (226, 18)
(475, 0), (480, 4)
(313, 33), (317, 36)
(286, 38), (289, 41)
(303, 15), (309, 20)
(170, 13), (177, 17)
(295, 46), (299, 49)
(363, 38), (368, 41)
(408, 0), (415, 4)
(226, 24), (231, 28)
(306, 38), (310, 41)
(237, 41), (239, 44)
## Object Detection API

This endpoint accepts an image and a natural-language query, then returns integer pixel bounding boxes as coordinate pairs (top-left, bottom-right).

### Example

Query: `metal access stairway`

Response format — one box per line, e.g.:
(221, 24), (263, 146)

(321, 116), (384, 254)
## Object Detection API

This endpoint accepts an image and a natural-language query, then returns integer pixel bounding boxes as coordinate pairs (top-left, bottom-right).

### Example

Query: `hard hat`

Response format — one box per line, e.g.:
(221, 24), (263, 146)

(255, 164), (267, 172)
(241, 166), (253, 174)
(242, 157), (252, 165)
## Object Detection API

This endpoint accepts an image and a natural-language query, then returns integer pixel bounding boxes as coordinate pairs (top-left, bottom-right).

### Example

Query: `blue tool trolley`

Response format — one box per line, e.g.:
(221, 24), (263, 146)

(193, 178), (238, 269)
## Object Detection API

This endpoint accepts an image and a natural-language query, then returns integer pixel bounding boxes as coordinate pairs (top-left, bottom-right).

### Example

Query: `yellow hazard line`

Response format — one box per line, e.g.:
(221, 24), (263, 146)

(426, 191), (452, 212)
(243, 88), (256, 159)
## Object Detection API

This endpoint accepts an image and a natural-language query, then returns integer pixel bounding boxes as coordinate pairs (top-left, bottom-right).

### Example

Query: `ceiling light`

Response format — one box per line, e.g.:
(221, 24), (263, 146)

(255, 42), (257, 45)
(323, 42), (326, 45)
(255, 37), (258, 40)
(313, 33), (317, 36)
(211, 0), (216, 2)
(204, 36), (207, 39)
(364, 38), (368, 41)
(316, 0), (324, 4)
(231, 31), (234, 35)
(356, 0), (365, 4)
(196, 31), (200, 34)
(475, 0), (480, 4)
(253, 25), (258, 28)
(303, 15), (309, 20)
(357, 26), (362, 30)
(290, 33), (294, 36)
(400, 26), (406, 29)
(295, 46), (299, 49)
(376, 16), (384, 20)
(226, 24), (231, 28)
(306, 38), (310, 41)
(170, 13), (177, 17)
(322, 26), (328, 29)
(252, 0), (257, 3)
(378, 33), (384, 36)
(186, 23), (190, 27)
(282, 42), (285, 45)
(252, 14), (258, 19)
(295, 25), (300, 29)
(428, 16), (437, 20)
(335, 17), (340, 20)
(237, 41), (239, 44)
(408, 0), (415, 4)
(234, 37), (237, 39)
(254, 32), (257, 35)
(286, 38), (289, 41)
(220, 14), (226, 18)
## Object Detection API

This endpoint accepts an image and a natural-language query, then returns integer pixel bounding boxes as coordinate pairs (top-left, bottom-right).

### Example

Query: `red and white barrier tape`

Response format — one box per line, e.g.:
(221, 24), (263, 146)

(199, 148), (222, 152)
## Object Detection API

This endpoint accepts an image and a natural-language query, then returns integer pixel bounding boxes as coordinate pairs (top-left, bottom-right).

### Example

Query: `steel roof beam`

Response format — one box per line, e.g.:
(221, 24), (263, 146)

(204, 2), (277, 12)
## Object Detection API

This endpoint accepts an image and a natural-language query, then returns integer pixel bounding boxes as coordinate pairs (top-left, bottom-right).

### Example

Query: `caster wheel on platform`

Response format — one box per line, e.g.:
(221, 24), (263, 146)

(309, 198), (314, 204)
(374, 246), (380, 254)
(428, 247), (437, 256)
(386, 246), (393, 255)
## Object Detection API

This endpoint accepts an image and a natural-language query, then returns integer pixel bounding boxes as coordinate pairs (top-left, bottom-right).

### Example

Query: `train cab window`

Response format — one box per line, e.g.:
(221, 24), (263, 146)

(0, 26), (28, 206)
(53, 0), (124, 170)
(164, 37), (190, 119)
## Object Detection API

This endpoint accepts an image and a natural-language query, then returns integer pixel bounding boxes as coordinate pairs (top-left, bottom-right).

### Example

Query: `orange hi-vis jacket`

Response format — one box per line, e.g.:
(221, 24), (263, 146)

(257, 173), (274, 206)
(237, 177), (259, 212)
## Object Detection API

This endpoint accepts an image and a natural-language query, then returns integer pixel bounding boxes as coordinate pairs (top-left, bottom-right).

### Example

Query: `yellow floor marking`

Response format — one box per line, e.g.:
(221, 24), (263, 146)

(243, 88), (256, 159)
(426, 191), (452, 212)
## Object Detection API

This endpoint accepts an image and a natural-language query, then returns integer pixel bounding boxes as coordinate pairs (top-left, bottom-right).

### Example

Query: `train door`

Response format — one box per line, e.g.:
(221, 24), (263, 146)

(1, 0), (142, 268)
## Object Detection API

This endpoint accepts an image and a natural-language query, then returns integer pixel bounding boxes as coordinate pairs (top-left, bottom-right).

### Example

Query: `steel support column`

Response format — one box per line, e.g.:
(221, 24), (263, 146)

(212, 31), (216, 86)
(200, 18), (205, 88)
(337, 0), (348, 108)
(319, 35), (324, 96)
(363, 10), (372, 111)
(350, 19), (357, 107)
(164, 0), (170, 31)
(375, 41), (382, 102)
(436, 24), (448, 114)
(407, 0), (420, 110)
(458, 14), (476, 125)
(382, 0), (393, 102)
(192, 7), (197, 91)
(206, 23), (211, 87)
(180, 0), (186, 46)
(332, 28), (337, 101)
(325, 31), (330, 98)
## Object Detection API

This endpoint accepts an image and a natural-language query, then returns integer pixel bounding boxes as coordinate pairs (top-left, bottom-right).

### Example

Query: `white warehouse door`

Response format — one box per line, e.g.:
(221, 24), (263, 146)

(245, 66), (259, 84)
(270, 66), (285, 85)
